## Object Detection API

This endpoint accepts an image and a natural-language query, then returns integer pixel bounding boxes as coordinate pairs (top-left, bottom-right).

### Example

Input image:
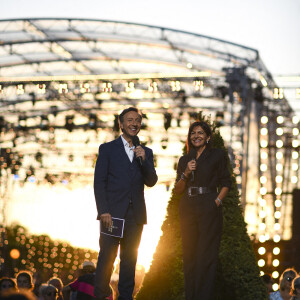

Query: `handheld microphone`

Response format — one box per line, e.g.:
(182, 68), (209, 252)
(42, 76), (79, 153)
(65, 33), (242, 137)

(189, 148), (197, 182)
(132, 135), (142, 166)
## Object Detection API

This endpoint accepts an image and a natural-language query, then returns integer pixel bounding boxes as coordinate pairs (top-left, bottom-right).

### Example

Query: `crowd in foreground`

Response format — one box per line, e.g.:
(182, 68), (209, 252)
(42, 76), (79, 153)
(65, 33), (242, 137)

(0, 260), (145, 300)
(0, 263), (300, 300)
(260, 267), (300, 300)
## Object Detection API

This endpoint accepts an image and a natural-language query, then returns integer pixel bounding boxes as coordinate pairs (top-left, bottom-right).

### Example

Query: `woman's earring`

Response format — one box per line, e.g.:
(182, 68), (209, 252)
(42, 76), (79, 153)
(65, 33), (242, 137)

(206, 140), (209, 144)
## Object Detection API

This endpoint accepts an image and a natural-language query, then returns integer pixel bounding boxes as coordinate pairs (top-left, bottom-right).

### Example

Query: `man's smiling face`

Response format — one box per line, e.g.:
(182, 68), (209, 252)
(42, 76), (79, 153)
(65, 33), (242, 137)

(120, 110), (142, 141)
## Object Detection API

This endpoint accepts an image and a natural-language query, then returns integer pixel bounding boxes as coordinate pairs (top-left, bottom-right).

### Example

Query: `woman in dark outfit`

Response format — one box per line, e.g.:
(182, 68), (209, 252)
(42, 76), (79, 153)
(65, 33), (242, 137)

(174, 121), (231, 300)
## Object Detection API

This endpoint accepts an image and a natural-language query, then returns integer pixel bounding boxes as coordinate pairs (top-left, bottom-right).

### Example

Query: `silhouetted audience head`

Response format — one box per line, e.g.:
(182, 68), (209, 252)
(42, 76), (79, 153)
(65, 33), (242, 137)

(260, 273), (274, 293)
(16, 271), (34, 291)
(39, 284), (58, 300)
(32, 271), (44, 297)
(279, 268), (297, 292)
(0, 277), (17, 294)
(291, 276), (300, 298)
(47, 278), (63, 299)
(0, 290), (36, 300)
(80, 261), (96, 275)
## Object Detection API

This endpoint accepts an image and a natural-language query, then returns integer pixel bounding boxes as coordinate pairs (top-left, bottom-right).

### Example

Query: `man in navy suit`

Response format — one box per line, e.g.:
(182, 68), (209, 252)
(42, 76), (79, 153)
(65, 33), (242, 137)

(93, 107), (158, 300)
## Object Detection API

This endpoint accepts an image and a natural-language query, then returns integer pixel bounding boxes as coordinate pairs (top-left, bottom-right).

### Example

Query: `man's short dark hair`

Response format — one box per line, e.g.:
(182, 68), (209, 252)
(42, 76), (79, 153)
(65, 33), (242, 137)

(119, 107), (142, 123)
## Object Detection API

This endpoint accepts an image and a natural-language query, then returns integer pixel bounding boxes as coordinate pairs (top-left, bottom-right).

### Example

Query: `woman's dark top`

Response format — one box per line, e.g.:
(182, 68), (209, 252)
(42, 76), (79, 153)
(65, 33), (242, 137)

(176, 147), (231, 196)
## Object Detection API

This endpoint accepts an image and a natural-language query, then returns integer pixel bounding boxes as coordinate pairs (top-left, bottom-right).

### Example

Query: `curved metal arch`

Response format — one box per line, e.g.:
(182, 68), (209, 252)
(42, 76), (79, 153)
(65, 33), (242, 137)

(0, 17), (259, 51)
(0, 37), (250, 68)
(0, 17), (271, 84)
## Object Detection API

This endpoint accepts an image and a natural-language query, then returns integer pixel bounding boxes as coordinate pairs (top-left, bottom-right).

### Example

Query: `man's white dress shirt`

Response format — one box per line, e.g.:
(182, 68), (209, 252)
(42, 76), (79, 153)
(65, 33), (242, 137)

(121, 135), (135, 162)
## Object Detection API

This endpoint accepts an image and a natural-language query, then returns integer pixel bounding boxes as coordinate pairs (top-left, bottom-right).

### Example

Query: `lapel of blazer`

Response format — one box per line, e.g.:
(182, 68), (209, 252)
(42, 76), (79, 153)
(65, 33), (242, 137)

(196, 147), (210, 165)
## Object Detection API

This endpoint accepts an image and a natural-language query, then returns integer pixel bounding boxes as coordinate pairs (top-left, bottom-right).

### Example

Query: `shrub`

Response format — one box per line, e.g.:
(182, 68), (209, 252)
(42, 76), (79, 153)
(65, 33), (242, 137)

(137, 112), (267, 300)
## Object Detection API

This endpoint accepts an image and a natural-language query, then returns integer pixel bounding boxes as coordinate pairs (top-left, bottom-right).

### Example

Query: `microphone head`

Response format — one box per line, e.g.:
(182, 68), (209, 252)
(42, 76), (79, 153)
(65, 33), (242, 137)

(132, 135), (140, 147)
(188, 148), (197, 159)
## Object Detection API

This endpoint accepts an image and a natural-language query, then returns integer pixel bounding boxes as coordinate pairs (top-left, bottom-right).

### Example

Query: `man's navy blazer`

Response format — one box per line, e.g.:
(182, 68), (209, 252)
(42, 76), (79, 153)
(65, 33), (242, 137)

(94, 136), (158, 225)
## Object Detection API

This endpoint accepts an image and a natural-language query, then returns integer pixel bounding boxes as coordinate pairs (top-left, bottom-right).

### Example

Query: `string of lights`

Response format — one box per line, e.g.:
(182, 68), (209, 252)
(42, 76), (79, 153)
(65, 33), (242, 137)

(257, 96), (299, 288)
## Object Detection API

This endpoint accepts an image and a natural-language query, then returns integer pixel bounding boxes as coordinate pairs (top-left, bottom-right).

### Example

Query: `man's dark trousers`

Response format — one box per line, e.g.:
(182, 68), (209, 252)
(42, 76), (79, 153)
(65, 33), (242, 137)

(94, 205), (143, 300)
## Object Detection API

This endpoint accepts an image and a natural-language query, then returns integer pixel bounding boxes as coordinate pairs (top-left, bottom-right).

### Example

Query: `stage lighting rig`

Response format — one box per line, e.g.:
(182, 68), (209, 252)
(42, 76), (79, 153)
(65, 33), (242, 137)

(65, 115), (75, 132)
(88, 114), (98, 130)
(164, 113), (172, 131)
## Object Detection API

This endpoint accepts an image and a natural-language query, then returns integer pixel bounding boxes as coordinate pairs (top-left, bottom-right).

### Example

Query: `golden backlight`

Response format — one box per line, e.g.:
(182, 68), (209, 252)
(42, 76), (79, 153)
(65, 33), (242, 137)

(8, 182), (171, 272)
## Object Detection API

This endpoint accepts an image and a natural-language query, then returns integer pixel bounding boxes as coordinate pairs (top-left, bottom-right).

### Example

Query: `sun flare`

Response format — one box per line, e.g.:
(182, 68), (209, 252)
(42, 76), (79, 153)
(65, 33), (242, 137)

(8, 182), (171, 272)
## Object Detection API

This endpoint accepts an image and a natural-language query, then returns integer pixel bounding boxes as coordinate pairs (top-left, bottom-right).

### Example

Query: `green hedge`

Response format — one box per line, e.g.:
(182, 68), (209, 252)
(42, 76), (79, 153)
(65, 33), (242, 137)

(137, 113), (268, 300)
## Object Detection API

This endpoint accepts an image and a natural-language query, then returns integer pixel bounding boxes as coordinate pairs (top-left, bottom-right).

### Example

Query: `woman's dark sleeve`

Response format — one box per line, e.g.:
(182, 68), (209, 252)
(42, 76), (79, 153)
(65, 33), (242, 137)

(218, 150), (232, 189)
(175, 156), (185, 184)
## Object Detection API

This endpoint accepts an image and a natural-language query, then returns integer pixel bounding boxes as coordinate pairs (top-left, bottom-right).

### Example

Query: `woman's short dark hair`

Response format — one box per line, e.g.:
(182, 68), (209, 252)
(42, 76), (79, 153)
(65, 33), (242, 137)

(118, 107), (142, 123)
(186, 121), (212, 153)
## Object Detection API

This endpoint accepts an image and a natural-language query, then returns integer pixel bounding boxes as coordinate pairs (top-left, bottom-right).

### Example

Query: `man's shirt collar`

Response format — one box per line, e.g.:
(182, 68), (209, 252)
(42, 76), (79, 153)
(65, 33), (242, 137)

(121, 135), (135, 149)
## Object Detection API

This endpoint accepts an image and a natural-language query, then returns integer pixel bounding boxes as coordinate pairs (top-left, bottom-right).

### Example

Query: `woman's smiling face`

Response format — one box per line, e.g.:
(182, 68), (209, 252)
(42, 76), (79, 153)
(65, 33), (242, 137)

(190, 125), (210, 148)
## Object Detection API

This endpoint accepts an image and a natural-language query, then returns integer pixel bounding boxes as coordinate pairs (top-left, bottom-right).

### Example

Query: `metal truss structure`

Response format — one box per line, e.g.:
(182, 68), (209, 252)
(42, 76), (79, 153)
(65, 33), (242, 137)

(0, 18), (299, 276)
